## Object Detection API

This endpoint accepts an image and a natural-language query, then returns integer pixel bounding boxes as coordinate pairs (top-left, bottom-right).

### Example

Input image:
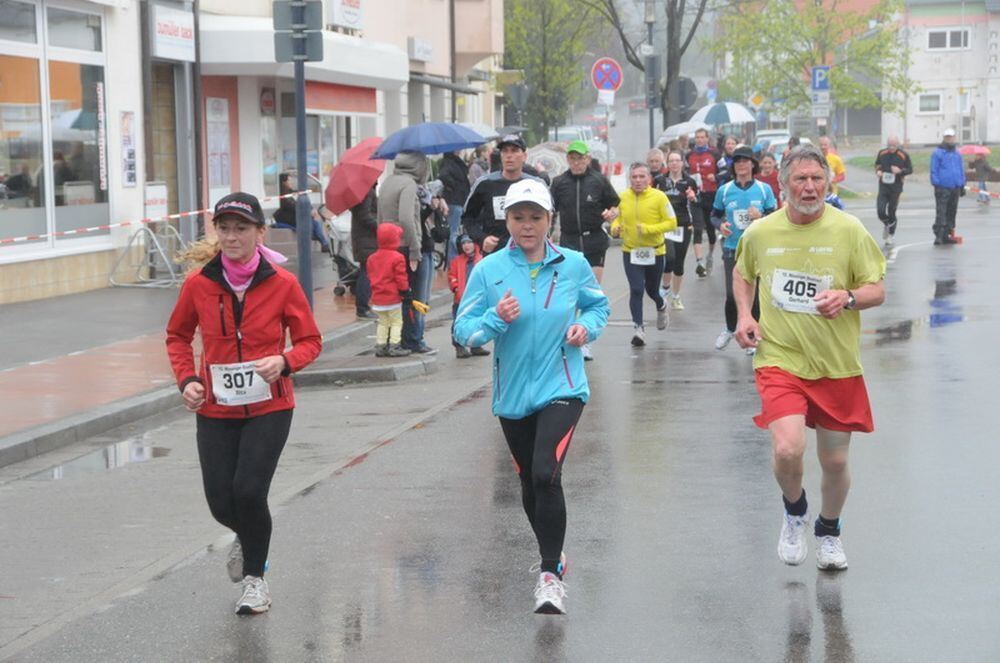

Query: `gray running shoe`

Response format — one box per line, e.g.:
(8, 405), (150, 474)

(656, 304), (669, 330)
(236, 576), (271, 615)
(387, 344), (412, 357)
(631, 325), (646, 347)
(226, 537), (243, 583)
(705, 251), (715, 274)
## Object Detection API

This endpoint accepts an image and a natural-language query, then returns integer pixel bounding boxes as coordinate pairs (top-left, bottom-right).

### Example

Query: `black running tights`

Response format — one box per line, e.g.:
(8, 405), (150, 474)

(499, 398), (584, 575)
(196, 410), (293, 577)
(723, 250), (759, 332)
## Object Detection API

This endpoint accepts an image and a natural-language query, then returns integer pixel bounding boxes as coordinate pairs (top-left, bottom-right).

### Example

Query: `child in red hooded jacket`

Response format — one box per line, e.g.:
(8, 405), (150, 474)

(367, 224), (415, 357)
(448, 233), (488, 359)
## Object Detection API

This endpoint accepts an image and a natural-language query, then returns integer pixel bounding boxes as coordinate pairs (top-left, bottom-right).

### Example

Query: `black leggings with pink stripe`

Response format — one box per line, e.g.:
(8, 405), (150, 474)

(499, 398), (584, 576)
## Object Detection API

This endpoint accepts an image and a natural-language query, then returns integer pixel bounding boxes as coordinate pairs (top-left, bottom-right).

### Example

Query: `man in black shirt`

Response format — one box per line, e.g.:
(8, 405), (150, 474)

(462, 134), (545, 254)
(874, 136), (913, 247)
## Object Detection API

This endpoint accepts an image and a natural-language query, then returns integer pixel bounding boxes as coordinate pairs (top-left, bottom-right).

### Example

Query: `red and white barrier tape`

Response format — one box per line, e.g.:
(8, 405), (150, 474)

(967, 185), (1000, 199)
(0, 190), (311, 246)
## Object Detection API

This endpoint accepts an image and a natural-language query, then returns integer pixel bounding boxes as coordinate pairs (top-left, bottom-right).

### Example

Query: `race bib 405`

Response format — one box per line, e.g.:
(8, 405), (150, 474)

(771, 269), (833, 315)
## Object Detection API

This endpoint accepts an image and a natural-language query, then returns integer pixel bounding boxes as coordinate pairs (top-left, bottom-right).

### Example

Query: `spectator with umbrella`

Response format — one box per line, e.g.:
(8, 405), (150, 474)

(962, 145), (995, 204)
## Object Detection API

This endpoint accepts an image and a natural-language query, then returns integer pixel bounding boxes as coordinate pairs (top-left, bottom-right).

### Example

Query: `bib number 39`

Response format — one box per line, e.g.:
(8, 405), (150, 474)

(210, 361), (272, 406)
(630, 246), (656, 265)
(771, 269), (832, 315)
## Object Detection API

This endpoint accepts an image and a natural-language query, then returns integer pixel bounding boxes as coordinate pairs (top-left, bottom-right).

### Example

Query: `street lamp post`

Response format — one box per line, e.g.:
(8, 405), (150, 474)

(645, 0), (656, 147)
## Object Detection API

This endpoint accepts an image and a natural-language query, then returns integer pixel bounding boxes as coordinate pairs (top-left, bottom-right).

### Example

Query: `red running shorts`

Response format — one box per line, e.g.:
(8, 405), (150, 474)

(753, 366), (874, 433)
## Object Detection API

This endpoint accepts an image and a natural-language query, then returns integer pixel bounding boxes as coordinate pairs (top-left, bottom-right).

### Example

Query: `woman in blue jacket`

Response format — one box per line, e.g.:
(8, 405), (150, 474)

(454, 179), (609, 616)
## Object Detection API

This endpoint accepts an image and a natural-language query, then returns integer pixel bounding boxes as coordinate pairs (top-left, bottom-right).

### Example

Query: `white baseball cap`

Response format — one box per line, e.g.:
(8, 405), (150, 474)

(943, 127), (956, 137)
(503, 179), (552, 213)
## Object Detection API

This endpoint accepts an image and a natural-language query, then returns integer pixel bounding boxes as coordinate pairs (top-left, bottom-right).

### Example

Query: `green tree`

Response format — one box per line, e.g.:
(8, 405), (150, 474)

(504, 0), (601, 138)
(712, 0), (915, 116)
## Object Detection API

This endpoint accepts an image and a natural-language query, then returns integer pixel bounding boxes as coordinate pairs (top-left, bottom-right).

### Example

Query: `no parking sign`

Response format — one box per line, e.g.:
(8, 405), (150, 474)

(591, 57), (623, 92)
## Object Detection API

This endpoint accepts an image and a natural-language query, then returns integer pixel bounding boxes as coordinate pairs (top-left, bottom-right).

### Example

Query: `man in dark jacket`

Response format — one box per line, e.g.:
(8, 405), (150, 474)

(930, 128), (966, 245)
(350, 186), (378, 319)
(874, 136), (913, 247)
(439, 150), (470, 263)
(462, 134), (545, 254)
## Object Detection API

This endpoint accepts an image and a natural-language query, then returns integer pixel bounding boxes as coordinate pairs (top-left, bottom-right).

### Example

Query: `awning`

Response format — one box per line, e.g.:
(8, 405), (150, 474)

(409, 73), (480, 95)
(198, 15), (409, 91)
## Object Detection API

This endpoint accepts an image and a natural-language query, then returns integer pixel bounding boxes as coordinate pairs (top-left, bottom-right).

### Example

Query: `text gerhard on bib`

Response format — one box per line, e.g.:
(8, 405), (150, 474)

(771, 269), (833, 315)
(630, 246), (656, 265)
(210, 361), (272, 406)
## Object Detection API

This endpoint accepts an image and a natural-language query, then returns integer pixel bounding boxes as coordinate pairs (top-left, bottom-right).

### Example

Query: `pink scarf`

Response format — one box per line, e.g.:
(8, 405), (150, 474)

(221, 245), (288, 293)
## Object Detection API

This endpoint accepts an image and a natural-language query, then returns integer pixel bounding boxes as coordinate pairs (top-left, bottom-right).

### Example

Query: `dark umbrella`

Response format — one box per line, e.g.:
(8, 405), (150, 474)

(325, 137), (386, 215)
(371, 122), (486, 160)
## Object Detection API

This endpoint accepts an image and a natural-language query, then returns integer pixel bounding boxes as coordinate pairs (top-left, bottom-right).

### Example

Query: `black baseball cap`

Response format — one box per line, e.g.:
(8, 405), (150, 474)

(497, 134), (527, 150)
(212, 192), (266, 226)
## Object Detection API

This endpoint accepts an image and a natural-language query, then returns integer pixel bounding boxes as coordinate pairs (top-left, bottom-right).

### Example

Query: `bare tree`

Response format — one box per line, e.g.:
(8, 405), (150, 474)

(578, 0), (711, 130)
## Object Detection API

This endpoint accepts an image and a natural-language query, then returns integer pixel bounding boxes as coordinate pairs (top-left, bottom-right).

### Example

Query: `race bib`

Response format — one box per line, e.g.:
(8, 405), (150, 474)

(492, 196), (506, 220)
(664, 227), (684, 243)
(771, 269), (833, 315)
(630, 246), (656, 265)
(690, 173), (703, 188)
(881, 172), (896, 185)
(210, 362), (272, 406)
(733, 209), (752, 230)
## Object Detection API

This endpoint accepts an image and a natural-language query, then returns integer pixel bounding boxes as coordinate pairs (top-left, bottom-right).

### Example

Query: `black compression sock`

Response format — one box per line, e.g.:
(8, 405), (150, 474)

(783, 489), (808, 517)
(540, 559), (562, 578)
(815, 515), (841, 537)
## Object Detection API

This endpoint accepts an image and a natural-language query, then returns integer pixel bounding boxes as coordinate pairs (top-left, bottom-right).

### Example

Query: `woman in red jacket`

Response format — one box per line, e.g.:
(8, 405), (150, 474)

(166, 192), (322, 615)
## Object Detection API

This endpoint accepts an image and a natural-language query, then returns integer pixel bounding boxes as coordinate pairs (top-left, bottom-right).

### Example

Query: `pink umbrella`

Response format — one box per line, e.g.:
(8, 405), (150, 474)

(958, 144), (991, 157)
(325, 137), (386, 215)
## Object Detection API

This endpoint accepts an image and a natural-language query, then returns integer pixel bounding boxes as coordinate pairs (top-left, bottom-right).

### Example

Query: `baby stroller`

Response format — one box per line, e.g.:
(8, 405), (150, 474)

(325, 209), (359, 296)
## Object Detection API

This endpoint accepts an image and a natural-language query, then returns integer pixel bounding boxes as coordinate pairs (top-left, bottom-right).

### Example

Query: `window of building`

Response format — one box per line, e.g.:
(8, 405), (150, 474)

(0, 53), (47, 243)
(47, 6), (101, 51)
(0, 0), (36, 43)
(918, 93), (942, 113)
(957, 90), (972, 114)
(928, 28), (970, 50)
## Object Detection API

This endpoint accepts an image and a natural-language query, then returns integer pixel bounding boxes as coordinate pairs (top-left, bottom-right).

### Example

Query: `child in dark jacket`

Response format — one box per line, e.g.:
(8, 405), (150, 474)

(367, 224), (417, 357)
(448, 234), (489, 359)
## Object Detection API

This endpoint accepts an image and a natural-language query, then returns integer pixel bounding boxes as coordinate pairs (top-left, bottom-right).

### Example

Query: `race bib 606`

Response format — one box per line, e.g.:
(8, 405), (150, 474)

(771, 269), (833, 315)
(630, 246), (656, 265)
(210, 362), (272, 406)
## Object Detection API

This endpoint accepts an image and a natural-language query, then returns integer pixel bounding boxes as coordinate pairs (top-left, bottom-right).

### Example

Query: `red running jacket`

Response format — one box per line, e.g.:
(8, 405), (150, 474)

(366, 224), (411, 307)
(165, 253), (322, 419)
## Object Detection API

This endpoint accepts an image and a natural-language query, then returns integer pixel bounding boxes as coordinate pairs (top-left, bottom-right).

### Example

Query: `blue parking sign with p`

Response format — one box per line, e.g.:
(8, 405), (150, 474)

(811, 66), (830, 91)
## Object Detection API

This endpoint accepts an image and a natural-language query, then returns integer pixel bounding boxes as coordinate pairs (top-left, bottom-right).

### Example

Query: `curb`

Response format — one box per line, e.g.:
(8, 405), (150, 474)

(0, 288), (454, 469)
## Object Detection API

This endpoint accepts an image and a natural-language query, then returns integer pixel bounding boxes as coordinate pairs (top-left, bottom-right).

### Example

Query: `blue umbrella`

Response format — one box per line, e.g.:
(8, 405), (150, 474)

(371, 122), (488, 159)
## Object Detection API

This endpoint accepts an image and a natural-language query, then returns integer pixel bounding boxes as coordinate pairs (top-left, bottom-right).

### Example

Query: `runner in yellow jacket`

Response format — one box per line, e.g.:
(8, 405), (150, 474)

(610, 162), (677, 346)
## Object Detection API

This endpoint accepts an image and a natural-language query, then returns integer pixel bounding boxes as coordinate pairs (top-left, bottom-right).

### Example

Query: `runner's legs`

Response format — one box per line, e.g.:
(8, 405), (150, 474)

(816, 427), (852, 521)
(769, 414), (808, 503)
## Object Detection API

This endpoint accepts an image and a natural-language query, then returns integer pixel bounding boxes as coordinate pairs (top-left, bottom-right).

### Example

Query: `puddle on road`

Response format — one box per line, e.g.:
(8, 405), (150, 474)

(869, 279), (968, 345)
(27, 435), (171, 481)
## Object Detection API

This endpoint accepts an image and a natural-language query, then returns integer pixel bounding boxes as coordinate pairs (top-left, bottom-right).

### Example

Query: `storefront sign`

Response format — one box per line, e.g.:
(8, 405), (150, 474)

(328, 0), (363, 30)
(407, 36), (433, 63)
(145, 182), (169, 220)
(260, 87), (276, 116)
(96, 82), (107, 192)
(151, 3), (195, 62)
(120, 111), (136, 188)
(206, 97), (231, 204)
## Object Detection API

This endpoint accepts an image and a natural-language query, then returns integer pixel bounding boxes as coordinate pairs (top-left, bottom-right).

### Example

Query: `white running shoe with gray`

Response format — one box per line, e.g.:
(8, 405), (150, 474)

(778, 512), (810, 566)
(226, 537), (243, 583)
(715, 329), (734, 350)
(816, 535), (848, 570)
(236, 576), (271, 615)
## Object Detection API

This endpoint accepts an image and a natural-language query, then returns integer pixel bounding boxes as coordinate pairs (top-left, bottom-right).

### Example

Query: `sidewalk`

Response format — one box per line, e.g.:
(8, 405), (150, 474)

(0, 262), (451, 467)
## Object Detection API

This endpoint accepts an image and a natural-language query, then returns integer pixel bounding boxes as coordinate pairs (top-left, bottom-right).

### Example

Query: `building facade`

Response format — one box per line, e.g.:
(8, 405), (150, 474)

(884, 0), (1000, 145)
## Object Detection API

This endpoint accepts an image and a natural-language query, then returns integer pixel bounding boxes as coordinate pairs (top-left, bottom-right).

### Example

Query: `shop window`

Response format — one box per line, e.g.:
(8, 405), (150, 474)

(0, 0), (36, 43)
(261, 115), (278, 197)
(47, 7), (102, 52)
(47, 61), (109, 235)
(0, 54), (46, 241)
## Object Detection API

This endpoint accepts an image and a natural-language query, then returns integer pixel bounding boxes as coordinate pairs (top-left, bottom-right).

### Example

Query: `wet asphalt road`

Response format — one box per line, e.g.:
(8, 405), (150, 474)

(4, 196), (999, 661)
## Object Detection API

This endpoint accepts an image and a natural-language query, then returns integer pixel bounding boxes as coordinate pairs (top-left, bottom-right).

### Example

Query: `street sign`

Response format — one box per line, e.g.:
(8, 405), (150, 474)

(811, 103), (831, 118)
(748, 92), (765, 109)
(811, 90), (830, 104)
(273, 0), (322, 30)
(811, 65), (830, 91)
(591, 57), (624, 92)
(273, 0), (324, 63)
(597, 89), (615, 106)
(274, 31), (323, 62)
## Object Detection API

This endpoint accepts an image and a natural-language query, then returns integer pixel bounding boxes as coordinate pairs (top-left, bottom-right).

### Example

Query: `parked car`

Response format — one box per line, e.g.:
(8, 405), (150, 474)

(587, 105), (616, 127)
(767, 136), (813, 167)
(546, 125), (608, 164)
(627, 96), (647, 113)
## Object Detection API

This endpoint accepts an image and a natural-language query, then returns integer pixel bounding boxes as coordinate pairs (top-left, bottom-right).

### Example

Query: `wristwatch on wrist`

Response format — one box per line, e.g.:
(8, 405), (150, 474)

(844, 290), (856, 310)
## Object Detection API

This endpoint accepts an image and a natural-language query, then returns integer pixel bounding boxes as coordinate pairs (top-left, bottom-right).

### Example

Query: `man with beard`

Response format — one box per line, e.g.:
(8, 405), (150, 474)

(733, 144), (886, 572)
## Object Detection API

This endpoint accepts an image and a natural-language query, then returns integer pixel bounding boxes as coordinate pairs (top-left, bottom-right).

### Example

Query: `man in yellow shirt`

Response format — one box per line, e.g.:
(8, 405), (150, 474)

(818, 136), (846, 194)
(733, 144), (885, 572)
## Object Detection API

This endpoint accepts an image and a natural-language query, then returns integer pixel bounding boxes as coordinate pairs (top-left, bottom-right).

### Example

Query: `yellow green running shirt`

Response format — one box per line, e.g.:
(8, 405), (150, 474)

(734, 205), (886, 379)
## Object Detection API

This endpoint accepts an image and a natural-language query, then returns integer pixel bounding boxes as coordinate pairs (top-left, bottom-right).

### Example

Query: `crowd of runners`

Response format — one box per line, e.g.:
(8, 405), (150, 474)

(164, 126), (909, 618)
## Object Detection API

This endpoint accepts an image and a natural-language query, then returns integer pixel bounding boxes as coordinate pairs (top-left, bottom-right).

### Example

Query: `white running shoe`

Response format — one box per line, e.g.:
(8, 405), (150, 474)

(882, 224), (890, 241)
(816, 535), (848, 571)
(705, 251), (714, 275)
(533, 572), (567, 615)
(236, 576), (271, 615)
(656, 304), (669, 330)
(778, 512), (810, 566)
(670, 295), (685, 310)
(581, 343), (593, 361)
(714, 329), (734, 350)
(226, 537), (243, 583)
(529, 552), (569, 577)
(631, 325), (646, 347)
(884, 235), (894, 249)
